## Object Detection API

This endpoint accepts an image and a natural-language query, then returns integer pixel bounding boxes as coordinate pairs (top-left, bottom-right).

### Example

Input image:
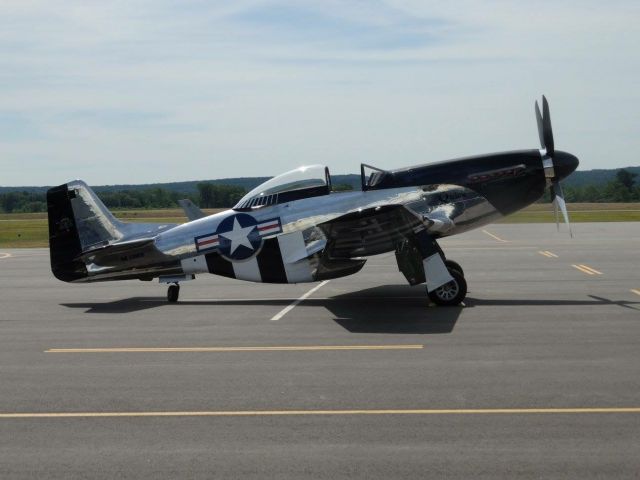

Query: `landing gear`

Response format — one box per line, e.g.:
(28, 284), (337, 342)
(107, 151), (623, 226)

(167, 283), (180, 303)
(444, 259), (464, 277)
(159, 275), (193, 303)
(428, 269), (467, 306)
(395, 230), (467, 306)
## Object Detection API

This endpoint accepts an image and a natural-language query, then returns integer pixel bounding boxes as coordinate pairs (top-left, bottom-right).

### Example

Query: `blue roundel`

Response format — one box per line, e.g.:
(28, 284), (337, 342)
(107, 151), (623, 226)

(216, 213), (262, 261)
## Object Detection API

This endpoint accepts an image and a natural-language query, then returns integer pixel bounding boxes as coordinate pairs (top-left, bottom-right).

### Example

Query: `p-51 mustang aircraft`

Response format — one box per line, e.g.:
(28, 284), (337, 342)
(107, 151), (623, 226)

(47, 97), (578, 306)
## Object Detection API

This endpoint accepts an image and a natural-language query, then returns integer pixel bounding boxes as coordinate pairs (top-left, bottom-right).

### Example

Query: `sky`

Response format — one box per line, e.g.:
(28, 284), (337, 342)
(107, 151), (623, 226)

(1, 0), (639, 186)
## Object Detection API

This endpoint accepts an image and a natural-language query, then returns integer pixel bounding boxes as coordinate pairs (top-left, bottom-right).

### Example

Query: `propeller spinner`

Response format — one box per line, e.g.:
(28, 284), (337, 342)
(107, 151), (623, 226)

(535, 96), (578, 237)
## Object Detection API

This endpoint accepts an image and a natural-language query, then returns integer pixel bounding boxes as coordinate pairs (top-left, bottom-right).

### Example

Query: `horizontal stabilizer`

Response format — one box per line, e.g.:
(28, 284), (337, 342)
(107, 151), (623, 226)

(78, 237), (155, 260)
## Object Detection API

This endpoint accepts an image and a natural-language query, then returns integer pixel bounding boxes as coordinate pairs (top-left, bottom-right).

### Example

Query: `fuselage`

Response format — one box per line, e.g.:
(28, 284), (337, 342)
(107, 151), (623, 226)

(55, 148), (577, 284)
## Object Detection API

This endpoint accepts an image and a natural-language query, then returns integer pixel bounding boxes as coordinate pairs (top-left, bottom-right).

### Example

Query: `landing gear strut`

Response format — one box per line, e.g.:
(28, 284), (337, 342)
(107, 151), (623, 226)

(167, 283), (180, 303)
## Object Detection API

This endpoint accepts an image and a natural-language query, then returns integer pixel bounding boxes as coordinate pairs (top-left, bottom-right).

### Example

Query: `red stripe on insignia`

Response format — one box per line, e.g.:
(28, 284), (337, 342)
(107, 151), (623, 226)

(198, 237), (218, 247)
(258, 221), (280, 231)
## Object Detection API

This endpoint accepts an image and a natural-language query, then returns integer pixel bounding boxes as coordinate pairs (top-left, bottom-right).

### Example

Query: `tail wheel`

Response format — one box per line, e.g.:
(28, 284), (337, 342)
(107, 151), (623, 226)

(444, 259), (464, 277)
(167, 284), (180, 303)
(428, 269), (467, 306)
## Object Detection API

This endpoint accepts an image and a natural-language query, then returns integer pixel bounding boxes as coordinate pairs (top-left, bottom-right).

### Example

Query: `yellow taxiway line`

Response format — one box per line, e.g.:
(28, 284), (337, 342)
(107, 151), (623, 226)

(482, 229), (510, 243)
(631, 289), (640, 296)
(572, 264), (603, 275)
(2, 407), (640, 419)
(538, 250), (559, 258)
(45, 344), (424, 354)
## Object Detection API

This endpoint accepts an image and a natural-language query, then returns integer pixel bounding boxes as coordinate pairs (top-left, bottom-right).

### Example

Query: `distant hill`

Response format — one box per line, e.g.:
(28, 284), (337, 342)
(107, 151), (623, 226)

(0, 168), (636, 194)
(564, 166), (640, 187)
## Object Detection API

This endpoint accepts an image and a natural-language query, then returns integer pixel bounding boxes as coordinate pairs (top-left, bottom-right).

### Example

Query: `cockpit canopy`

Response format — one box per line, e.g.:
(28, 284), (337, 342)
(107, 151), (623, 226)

(234, 165), (332, 210)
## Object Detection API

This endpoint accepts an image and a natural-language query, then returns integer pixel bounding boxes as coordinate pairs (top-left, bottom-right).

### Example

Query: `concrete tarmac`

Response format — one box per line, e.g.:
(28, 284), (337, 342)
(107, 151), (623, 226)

(0, 222), (639, 479)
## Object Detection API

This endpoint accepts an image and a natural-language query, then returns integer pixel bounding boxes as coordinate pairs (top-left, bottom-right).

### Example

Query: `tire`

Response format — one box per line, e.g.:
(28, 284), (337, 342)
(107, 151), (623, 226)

(167, 284), (180, 303)
(428, 269), (467, 306)
(444, 259), (464, 277)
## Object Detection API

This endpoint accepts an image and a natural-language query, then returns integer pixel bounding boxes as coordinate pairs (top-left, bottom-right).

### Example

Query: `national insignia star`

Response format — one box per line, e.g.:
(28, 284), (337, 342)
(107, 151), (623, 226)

(219, 218), (256, 255)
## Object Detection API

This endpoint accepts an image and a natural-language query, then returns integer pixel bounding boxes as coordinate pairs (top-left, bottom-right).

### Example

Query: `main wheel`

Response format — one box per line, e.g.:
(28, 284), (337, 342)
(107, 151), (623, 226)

(444, 259), (464, 277)
(428, 269), (467, 306)
(167, 284), (180, 303)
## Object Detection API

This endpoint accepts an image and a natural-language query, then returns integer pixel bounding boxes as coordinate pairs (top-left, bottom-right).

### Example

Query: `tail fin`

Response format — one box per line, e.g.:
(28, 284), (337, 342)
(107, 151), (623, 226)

(47, 180), (124, 282)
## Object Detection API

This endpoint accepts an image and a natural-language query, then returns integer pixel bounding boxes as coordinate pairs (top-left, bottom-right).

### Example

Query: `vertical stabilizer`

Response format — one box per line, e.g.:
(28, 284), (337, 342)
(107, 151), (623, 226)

(47, 181), (125, 282)
(178, 199), (206, 221)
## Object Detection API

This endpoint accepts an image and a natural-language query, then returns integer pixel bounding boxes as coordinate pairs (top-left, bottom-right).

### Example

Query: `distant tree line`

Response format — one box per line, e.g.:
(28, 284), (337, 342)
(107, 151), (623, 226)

(195, 183), (246, 208)
(0, 170), (637, 214)
(542, 169), (639, 203)
(332, 183), (354, 192)
(0, 183), (247, 214)
(0, 191), (46, 214)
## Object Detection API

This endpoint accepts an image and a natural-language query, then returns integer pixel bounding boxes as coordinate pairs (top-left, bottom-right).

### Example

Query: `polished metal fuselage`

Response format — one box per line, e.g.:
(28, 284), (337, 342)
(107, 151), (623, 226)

(151, 183), (499, 283)
(157, 185), (497, 259)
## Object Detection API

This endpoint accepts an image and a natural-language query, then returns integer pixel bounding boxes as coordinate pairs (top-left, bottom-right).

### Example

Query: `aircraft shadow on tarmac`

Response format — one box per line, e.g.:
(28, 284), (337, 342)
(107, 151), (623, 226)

(60, 285), (462, 334)
(465, 295), (639, 311)
(61, 287), (638, 335)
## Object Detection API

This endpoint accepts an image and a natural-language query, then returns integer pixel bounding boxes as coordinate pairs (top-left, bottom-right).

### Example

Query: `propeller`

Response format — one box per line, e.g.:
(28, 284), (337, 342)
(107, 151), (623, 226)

(535, 95), (573, 237)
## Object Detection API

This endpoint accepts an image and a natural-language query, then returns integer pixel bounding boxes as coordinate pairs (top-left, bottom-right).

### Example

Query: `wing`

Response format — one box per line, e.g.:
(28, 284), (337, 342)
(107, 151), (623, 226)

(316, 204), (427, 258)
(317, 204), (455, 290)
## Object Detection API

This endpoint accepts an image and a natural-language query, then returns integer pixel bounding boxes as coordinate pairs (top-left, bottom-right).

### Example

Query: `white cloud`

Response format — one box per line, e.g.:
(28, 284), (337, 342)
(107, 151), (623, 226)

(0, 0), (638, 185)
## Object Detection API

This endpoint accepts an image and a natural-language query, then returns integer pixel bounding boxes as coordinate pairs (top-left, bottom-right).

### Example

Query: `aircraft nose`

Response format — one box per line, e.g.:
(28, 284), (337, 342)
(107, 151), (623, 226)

(554, 151), (579, 180)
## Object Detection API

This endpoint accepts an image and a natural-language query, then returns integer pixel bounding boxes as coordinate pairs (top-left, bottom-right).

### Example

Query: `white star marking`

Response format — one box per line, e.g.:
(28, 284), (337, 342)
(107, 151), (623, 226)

(219, 218), (256, 255)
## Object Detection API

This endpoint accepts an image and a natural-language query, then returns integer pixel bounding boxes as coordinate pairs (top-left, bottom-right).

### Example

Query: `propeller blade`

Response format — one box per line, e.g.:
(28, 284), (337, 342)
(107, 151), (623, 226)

(538, 96), (573, 238)
(536, 96), (556, 179)
(542, 95), (554, 156)
(552, 181), (572, 237)
(550, 184), (560, 231)
(535, 101), (545, 150)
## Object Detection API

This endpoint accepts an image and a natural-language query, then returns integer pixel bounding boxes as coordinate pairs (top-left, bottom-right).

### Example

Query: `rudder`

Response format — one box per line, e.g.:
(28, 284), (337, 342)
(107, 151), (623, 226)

(47, 183), (87, 282)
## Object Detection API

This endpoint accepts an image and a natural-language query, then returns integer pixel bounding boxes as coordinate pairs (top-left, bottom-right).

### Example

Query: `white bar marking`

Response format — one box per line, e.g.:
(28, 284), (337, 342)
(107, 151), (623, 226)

(270, 280), (330, 321)
(232, 257), (262, 282)
(278, 231), (313, 282)
(181, 255), (208, 275)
